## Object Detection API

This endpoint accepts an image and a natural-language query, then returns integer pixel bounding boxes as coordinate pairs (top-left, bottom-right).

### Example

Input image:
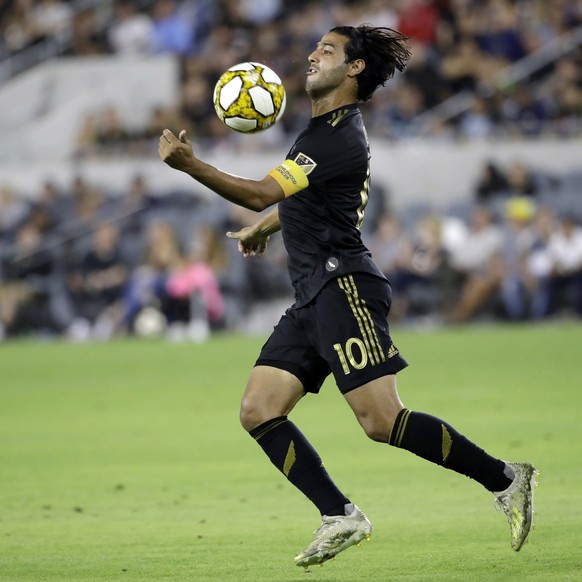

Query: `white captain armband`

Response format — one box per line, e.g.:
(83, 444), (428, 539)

(268, 159), (309, 198)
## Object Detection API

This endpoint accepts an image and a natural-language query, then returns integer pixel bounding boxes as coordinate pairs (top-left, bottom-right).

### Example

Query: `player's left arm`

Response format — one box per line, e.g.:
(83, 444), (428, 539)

(226, 207), (280, 257)
(159, 129), (307, 212)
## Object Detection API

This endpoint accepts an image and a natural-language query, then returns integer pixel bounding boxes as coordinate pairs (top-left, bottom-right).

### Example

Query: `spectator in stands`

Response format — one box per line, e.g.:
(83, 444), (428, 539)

(396, 213), (449, 319)
(448, 205), (504, 322)
(236, 0), (282, 26)
(439, 37), (481, 94)
(113, 174), (159, 238)
(526, 205), (556, 319)
(403, 40), (449, 109)
(0, 185), (28, 242)
(120, 219), (183, 333)
(66, 10), (111, 56)
(459, 96), (496, 140)
(108, 1), (155, 57)
(151, 0), (193, 55)
(474, 161), (509, 202)
(501, 85), (548, 137)
(497, 197), (538, 320)
(0, 220), (66, 338)
(542, 55), (582, 135)
(475, 0), (526, 62)
(94, 106), (131, 157)
(31, 0), (72, 44)
(65, 222), (128, 341)
(165, 224), (227, 341)
(56, 177), (108, 244)
(367, 213), (408, 276)
(32, 180), (68, 233)
(24, 202), (57, 241)
(359, 0), (398, 28)
(506, 160), (538, 198)
(385, 82), (427, 139)
(546, 211), (582, 316)
(218, 204), (259, 328)
(395, 0), (440, 46)
(1, 0), (37, 55)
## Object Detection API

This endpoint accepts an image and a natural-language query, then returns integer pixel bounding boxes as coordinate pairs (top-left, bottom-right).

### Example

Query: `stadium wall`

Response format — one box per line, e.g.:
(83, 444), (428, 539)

(0, 56), (179, 162)
(1, 139), (581, 210)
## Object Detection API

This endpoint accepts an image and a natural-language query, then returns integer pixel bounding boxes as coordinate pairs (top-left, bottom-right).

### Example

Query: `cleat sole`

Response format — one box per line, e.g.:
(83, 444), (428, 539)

(293, 504), (372, 568)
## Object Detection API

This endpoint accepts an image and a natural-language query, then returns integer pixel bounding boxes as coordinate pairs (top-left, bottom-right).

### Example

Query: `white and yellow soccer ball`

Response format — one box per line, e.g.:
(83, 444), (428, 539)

(213, 62), (286, 133)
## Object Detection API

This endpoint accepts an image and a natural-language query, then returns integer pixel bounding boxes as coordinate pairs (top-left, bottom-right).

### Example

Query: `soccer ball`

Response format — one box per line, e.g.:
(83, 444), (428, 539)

(213, 62), (286, 133)
(133, 307), (167, 338)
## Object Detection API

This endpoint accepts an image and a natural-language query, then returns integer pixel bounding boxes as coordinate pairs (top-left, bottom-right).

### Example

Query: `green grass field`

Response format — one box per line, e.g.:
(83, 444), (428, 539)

(1, 323), (581, 581)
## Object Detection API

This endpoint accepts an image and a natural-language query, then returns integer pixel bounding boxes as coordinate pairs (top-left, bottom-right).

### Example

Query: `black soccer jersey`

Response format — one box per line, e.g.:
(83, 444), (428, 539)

(278, 103), (385, 307)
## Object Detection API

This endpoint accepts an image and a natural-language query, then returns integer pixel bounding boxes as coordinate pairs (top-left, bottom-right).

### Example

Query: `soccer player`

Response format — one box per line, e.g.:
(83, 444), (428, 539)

(159, 25), (537, 568)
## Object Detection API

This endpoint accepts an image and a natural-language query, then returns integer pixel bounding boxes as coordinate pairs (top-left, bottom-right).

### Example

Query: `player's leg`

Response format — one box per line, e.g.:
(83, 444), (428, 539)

(239, 365), (305, 431)
(344, 375), (538, 550)
(345, 374), (511, 489)
(244, 303), (376, 567)
(241, 362), (351, 518)
(241, 364), (371, 567)
(242, 363), (349, 516)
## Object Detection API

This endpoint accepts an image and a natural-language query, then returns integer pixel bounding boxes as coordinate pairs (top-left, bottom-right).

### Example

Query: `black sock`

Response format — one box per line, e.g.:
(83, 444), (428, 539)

(389, 409), (511, 492)
(249, 416), (350, 515)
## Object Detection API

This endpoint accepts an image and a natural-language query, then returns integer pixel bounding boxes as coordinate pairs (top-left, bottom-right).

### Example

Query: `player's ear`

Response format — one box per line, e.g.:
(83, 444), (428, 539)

(348, 59), (365, 77)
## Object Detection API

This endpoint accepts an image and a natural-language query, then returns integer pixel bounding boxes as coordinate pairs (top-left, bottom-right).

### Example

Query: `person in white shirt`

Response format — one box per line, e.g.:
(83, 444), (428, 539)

(547, 212), (582, 316)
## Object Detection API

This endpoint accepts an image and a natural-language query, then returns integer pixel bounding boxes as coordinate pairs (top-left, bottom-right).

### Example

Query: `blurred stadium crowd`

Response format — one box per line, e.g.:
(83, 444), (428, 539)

(3, 0), (582, 144)
(2, 167), (582, 341)
(1, 0), (582, 341)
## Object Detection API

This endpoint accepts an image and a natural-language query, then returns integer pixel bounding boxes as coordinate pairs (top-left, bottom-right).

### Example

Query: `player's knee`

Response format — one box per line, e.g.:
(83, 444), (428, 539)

(357, 410), (400, 443)
(361, 421), (391, 443)
(239, 400), (257, 432)
(239, 397), (270, 432)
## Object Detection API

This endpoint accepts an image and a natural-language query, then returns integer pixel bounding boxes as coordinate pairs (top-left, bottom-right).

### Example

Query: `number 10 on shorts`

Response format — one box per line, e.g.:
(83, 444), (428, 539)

(333, 338), (368, 374)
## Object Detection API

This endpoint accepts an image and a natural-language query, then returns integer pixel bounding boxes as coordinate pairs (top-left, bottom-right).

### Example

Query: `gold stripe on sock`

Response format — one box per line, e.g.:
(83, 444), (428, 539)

(441, 424), (452, 462)
(252, 419), (288, 442)
(283, 440), (296, 476)
(394, 409), (412, 447)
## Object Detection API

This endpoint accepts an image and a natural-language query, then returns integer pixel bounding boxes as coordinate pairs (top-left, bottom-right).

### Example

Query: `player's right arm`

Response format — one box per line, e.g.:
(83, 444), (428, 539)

(159, 129), (307, 212)
(226, 207), (280, 257)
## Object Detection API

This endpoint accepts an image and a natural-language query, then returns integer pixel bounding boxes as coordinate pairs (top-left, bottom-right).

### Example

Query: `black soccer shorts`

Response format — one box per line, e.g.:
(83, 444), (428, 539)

(255, 272), (408, 394)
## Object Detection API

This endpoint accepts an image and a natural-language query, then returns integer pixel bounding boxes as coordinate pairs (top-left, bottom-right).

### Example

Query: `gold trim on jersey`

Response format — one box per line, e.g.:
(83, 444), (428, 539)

(327, 108), (349, 127)
(356, 162), (371, 230)
(337, 275), (386, 366)
(268, 159), (309, 197)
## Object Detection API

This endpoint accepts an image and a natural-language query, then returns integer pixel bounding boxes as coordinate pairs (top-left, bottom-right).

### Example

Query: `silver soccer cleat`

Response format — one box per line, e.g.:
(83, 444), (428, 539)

(495, 461), (539, 551)
(294, 503), (372, 568)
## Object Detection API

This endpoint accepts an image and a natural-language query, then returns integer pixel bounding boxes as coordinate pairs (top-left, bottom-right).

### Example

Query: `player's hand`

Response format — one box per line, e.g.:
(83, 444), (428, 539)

(226, 227), (270, 257)
(159, 129), (195, 172)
